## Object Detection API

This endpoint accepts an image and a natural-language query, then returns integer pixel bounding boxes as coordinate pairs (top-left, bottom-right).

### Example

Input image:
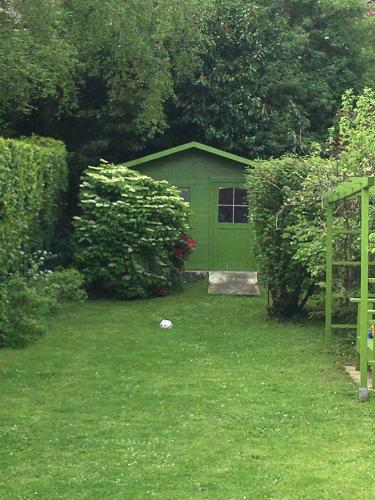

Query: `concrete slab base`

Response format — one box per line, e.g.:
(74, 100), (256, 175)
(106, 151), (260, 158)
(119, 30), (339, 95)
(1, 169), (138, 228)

(359, 387), (369, 402)
(344, 364), (373, 389)
(208, 271), (259, 296)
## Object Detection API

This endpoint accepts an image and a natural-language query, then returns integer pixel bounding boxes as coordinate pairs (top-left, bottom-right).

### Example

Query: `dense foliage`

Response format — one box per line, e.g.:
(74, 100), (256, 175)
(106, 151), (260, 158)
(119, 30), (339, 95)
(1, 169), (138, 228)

(249, 88), (375, 317)
(0, 136), (68, 275)
(285, 88), (375, 278)
(0, 265), (86, 347)
(248, 156), (317, 317)
(73, 163), (191, 298)
(0, 0), (78, 131)
(0, 136), (86, 346)
(172, 0), (375, 158)
(3, 0), (211, 164)
(58, 0), (210, 165)
(2, 0), (373, 167)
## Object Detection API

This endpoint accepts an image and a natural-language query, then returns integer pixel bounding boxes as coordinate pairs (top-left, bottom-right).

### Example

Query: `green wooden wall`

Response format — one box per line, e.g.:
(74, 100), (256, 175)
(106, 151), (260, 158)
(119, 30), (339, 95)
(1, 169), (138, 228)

(133, 150), (256, 271)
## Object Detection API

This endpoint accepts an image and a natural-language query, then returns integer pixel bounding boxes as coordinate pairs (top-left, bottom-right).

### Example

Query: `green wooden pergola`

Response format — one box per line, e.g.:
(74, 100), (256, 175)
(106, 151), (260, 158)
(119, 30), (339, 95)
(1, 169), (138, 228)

(325, 176), (375, 400)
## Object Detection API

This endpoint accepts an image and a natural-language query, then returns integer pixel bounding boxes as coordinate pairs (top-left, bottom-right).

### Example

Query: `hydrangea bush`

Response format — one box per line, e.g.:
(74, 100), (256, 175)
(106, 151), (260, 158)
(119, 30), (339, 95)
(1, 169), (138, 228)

(73, 163), (192, 298)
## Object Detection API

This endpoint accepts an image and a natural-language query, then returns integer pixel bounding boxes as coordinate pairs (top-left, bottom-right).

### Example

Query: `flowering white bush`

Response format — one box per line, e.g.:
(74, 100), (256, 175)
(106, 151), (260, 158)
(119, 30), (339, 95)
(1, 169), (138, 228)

(73, 162), (191, 298)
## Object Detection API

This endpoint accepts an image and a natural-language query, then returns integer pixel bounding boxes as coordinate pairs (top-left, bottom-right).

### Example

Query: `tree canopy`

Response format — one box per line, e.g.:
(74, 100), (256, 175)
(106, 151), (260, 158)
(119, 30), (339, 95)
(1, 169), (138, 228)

(171, 0), (375, 157)
(0, 0), (374, 164)
(0, 0), (78, 130)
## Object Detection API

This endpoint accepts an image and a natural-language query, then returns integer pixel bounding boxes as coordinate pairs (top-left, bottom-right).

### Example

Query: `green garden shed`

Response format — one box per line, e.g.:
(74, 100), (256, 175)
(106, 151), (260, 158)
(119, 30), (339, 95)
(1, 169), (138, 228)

(125, 142), (256, 272)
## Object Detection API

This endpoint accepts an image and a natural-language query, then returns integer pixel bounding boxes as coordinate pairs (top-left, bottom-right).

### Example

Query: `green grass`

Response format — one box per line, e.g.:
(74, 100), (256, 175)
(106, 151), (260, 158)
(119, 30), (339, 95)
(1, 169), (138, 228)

(1, 281), (375, 499)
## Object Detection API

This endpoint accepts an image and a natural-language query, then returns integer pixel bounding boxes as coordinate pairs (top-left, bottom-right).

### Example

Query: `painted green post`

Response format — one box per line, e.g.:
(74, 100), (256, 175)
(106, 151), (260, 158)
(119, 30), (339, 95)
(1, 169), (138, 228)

(356, 302), (360, 370)
(325, 203), (334, 346)
(359, 185), (369, 389)
(324, 178), (375, 400)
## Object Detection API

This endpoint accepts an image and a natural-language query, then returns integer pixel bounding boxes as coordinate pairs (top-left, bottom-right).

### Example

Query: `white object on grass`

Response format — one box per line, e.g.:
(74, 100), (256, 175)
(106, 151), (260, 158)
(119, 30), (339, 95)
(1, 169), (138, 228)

(160, 319), (173, 329)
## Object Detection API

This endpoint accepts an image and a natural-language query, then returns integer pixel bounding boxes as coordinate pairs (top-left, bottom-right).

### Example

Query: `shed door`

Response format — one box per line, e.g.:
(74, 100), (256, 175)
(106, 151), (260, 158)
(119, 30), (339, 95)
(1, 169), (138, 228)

(209, 182), (255, 271)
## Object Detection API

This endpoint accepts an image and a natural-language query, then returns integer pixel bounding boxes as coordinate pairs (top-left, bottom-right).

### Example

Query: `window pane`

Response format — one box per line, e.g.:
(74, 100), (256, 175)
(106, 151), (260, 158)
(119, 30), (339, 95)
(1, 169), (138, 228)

(180, 188), (189, 202)
(218, 205), (233, 223)
(234, 188), (248, 206)
(234, 206), (249, 223)
(219, 187), (233, 205)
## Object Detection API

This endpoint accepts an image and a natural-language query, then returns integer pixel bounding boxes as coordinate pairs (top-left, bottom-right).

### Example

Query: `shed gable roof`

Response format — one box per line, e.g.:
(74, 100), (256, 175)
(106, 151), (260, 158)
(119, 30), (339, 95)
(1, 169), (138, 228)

(124, 142), (252, 168)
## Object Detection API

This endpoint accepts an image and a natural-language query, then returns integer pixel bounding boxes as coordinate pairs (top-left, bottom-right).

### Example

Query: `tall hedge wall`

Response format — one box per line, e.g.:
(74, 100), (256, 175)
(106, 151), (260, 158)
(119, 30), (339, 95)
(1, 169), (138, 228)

(0, 136), (68, 276)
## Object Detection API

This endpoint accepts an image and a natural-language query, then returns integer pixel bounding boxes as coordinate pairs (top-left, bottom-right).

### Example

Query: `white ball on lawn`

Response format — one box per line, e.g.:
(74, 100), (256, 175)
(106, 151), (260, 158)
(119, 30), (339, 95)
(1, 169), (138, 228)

(160, 319), (173, 329)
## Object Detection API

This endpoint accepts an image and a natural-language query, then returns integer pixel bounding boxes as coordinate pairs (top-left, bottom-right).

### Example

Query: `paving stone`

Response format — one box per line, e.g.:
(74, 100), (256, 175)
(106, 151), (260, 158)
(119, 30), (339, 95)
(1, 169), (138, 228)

(208, 271), (259, 296)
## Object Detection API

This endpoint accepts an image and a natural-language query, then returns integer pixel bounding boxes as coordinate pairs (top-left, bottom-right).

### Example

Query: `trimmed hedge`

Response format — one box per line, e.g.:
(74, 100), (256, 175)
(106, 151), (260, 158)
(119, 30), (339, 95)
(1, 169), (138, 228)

(0, 136), (79, 347)
(0, 136), (68, 275)
(73, 163), (191, 298)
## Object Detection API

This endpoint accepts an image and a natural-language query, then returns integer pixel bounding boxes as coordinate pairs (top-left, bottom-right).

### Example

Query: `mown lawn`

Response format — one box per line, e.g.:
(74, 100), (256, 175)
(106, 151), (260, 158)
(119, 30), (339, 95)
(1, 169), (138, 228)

(1, 281), (375, 499)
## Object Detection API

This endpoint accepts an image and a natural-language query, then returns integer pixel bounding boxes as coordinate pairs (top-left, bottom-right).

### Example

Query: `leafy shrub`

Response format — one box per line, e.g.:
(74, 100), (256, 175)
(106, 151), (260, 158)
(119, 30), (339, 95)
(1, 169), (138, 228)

(0, 275), (50, 347)
(37, 268), (87, 304)
(0, 265), (86, 348)
(248, 88), (375, 318)
(73, 163), (191, 298)
(248, 156), (316, 317)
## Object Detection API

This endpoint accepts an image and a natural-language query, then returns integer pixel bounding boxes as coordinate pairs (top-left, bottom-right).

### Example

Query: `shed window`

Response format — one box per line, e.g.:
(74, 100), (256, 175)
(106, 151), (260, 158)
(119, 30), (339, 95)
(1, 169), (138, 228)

(180, 188), (190, 202)
(218, 187), (248, 223)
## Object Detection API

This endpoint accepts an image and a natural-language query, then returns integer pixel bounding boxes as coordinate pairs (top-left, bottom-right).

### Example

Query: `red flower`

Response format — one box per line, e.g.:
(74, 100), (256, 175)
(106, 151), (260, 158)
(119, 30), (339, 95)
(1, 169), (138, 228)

(180, 234), (196, 251)
(159, 286), (169, 295)
(175, 248), (184, 258)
